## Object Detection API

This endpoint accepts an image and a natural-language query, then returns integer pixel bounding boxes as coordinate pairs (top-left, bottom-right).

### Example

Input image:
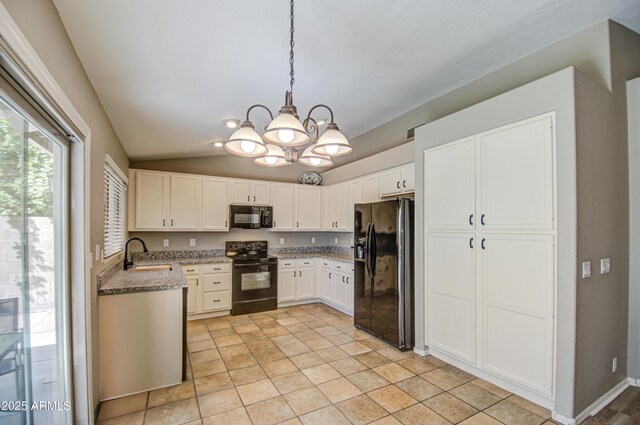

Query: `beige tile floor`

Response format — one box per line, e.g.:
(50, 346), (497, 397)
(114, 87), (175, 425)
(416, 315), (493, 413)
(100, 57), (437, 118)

(96, 303), (561, 425)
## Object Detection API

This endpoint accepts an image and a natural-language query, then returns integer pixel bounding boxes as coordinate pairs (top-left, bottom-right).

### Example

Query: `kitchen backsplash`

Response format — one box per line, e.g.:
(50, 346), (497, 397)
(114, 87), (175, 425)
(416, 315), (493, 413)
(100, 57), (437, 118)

(128, 229), (353, 252)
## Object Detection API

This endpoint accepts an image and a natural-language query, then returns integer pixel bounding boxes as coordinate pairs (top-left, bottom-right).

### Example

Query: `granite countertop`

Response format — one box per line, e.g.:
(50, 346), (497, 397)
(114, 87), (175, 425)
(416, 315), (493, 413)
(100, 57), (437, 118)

(97, 261), (188, 296)
(275, 252), (353, 264)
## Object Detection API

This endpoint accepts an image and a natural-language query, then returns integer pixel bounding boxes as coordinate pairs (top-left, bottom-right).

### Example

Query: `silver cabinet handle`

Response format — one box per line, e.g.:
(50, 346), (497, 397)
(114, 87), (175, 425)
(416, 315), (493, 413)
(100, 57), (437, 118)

(469, 214), (474, 226)
(402, 180), (406, 188)
(274, 221), (276, 228)
(214, 267), (221, 271)
(247, 195), (250, 202)
(212, 299), (220, 302)
(481, 214), (485, 225)
(346, 277), (349, 283)
(396, 181), (400, 189)
(163, 219), (166, 227)
(299, 270), (302, 277)
(297, 222), (299, 228)
(171, 219), (174, 226)
(224, 220), (227, 227)
(294, 271), (297, 277)
(329, 272), (332, 278)
(186, 269), (195, 272)
(481, 238), (486, 250)
(213, 281), (221, 284)
(469, 238), (474, 249)
(254, 195), (256, 202)
(196, 279), (199, 286)
(342, 276), (346, 282)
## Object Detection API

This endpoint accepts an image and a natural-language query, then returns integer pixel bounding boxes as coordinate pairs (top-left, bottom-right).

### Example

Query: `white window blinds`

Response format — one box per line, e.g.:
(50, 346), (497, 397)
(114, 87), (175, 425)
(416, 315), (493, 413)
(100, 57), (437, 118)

(104, 159), (127, 258)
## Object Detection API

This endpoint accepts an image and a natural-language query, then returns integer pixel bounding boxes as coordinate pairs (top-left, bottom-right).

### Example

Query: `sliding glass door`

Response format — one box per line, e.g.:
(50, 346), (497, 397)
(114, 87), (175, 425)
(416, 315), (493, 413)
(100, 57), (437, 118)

(0, 95), (71, 424)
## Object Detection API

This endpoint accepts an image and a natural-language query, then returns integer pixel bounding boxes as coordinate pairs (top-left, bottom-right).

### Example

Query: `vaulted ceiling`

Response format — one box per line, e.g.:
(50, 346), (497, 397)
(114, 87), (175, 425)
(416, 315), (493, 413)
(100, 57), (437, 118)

(53, 0), (640, 162)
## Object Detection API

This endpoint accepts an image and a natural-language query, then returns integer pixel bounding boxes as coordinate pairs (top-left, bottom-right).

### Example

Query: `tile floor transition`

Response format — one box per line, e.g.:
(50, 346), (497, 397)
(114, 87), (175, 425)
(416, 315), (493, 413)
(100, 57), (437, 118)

(96, 303), (569, 425)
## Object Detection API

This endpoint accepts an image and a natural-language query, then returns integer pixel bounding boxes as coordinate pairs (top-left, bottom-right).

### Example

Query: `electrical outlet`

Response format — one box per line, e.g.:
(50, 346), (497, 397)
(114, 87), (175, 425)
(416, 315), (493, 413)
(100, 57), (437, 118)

(280, 238), (284, 245)
(190, 238), (196, 247)
(582, 261), (591, 278)
(311, 237), (316, 244)
(95, 244), (102, 263)
(334, 237), (338, 244)
(612, 357), (617, 373)
(601, 258), (611, 274)
(163, 239), (169, 247)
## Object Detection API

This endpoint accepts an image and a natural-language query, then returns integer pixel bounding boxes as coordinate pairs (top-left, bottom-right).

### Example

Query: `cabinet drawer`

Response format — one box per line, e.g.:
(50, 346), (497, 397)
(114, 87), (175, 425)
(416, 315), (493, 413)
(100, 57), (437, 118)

(204, 273), (230, 292)
(202, 263), (231, 274)
(182, 265), (200, 275)
(202, 291), (230, 311)
(279, 260), (295, 269)
(296, 259), (315, 268)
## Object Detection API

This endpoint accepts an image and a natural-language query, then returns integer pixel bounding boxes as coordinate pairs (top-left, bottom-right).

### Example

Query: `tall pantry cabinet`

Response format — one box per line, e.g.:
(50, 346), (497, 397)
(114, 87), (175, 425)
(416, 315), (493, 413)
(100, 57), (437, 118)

(425, 113), (555, 397)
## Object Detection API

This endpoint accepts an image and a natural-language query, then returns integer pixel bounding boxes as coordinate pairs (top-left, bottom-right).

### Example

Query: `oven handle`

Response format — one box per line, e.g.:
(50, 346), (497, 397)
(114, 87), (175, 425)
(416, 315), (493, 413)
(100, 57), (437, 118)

(233, 262), (272, 267)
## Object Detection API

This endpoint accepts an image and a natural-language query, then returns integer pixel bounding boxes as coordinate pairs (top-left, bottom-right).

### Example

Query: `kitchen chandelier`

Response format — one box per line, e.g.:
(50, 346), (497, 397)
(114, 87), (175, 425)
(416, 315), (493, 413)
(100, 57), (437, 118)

(224, 0), (352, 167)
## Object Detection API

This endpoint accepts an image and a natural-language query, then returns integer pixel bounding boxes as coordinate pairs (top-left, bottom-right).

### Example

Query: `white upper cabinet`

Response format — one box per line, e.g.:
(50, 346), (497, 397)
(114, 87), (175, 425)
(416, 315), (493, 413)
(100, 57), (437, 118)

(401, 163), (415, 192)
(253, 182), (272, 205)
(228, 180), (252, 204)
(425, 139), (476, 230)
(347, 180), (363, 230)
(362, 175), (379, 203)
(169, 174), (201, 229)
(294, 186), (322, 230)
(229, 180), (271, 205)
(135, 171), (169, 230)
(479, 116), (554, 230)
(379, 168), (403, 196)
(272, 184), (294, 230)
(201, 177), (229, 231)
(335, 184), (350, 230)
(322, 186), (336, 230)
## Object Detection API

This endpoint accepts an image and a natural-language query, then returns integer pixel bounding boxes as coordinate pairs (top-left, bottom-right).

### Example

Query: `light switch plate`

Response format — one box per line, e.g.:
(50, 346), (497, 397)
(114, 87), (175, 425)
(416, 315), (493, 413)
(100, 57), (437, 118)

(311, 237), (316, 244)
(190, 238), (196, 247)
(163, 239), (169, 247)
(582, 261), (591, 278)
(280, 238), (284, 245)
(601, 258), (611, 274)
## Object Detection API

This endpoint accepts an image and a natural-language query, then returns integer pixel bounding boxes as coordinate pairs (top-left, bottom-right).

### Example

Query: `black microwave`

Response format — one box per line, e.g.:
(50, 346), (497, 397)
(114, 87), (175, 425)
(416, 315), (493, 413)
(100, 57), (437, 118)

(229, 205), (273, 229)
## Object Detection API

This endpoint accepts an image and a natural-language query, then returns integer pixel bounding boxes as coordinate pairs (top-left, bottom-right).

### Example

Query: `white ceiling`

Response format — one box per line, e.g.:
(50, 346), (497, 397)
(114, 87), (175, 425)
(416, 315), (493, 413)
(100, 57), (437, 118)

(53, 0), (640, 161)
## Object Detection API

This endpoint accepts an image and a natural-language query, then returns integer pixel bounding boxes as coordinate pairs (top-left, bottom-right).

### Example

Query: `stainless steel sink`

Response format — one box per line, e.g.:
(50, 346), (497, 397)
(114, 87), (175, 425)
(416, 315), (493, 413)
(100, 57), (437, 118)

(132, 264), (173, 272)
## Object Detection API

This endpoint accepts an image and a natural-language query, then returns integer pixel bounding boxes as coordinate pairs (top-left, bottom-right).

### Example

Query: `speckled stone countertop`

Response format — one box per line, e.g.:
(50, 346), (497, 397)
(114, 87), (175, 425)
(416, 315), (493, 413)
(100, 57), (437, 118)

(98, 251), (231, 296)
(274, 252), (353, 263)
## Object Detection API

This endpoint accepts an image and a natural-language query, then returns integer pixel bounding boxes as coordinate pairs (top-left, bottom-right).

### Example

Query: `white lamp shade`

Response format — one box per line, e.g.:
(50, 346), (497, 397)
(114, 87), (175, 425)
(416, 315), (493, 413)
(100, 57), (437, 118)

(224, 125), (267, 157)
(254, 144), (288, 167)
(312, 126), (352, 157)
(263, 112), (310, 147)
(299, 145), (333, 167)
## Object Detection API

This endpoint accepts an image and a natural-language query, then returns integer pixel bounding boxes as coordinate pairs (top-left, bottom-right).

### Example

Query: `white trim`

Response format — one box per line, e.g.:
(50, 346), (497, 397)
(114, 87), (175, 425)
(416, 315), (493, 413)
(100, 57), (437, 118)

(105, 154), (128, 184)
(551, 412), (576, 425)
(413, 347), (429, 356)
(569, 377), (632, 425)
(0, 4), (94, 424)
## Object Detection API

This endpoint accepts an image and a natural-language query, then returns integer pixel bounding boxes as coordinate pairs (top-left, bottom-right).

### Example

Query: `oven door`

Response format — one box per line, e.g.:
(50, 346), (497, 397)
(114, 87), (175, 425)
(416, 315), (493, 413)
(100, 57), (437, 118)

(229, 205), (261, 229)
(232, 262), (277, 302)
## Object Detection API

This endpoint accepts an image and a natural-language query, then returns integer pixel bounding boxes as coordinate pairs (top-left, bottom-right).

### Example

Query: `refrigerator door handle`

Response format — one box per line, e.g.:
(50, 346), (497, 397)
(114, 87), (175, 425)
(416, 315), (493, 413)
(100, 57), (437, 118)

(370, 223), (377, 274)
(364, 222), (372, 276)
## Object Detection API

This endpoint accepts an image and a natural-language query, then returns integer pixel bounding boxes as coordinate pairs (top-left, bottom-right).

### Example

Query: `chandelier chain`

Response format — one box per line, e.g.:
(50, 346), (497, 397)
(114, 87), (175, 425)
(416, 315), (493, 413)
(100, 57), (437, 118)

(289, 0), (295, 94)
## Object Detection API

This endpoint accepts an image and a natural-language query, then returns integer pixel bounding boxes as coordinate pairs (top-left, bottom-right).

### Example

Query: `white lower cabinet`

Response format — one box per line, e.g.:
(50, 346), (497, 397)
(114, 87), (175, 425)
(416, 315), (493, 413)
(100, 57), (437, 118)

(183, 263), (231, 316)
(333, 271), (353, 315)
(319, 265), (334, 303)
(318, 260), (353, 315)
(278, 259), (316, 303)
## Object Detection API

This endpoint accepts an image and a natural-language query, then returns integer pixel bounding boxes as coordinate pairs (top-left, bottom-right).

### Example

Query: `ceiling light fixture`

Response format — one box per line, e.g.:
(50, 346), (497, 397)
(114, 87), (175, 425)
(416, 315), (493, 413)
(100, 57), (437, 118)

(213, 141), (224, 148)
(225, 0), (351, 167)
(223, 119), (240, 129)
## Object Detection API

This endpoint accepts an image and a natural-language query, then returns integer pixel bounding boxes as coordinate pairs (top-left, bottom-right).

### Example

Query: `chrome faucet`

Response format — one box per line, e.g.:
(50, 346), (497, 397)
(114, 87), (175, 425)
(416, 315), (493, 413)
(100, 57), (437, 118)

(123, 237), (149, 270)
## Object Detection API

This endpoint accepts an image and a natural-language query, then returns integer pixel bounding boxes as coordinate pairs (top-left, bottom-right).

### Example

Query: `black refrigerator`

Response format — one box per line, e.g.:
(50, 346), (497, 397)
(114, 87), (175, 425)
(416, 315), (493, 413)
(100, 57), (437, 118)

(353, 198), (414, 350)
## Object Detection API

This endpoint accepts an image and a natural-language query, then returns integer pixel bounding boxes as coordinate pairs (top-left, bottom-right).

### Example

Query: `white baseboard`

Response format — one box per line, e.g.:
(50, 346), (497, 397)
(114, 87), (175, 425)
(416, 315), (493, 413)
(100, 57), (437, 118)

(413, 347), (429, 356)
(187, 310), (229, 321)
(551, 412), (576, 425)
(569, 377), (633, 425)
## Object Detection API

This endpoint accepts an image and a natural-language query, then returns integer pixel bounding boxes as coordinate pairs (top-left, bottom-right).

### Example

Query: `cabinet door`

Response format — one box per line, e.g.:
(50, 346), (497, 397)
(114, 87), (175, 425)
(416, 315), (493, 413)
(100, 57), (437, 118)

(348, 180), (363, 231)
(362, 175), (380, 202)
(278, 269), (296, 303)
(425, 138), (476, 230)
(295, 186), (322, 230)
(202, 177), (229, 230)
(335, 184), (350, 230)
(296, 267), (315, 300)
(170, 174), (200, 230)
(320, 268), (334, 303)
(333, 272), (350, 312)
(272, 184), (294, 230)
(426, 232), (476, 363)
(379, 168), (403, 196)
(323, 186), (336, 230)
(479, 116), (554, 230)
(252, 182), (271, 205)
(229, 180), (252, 204)
(186, 276), (199, 314)
(346, 272), (354, 315)
(481, 234), (554, 395)
(135, 171), (169, 230)
(401, 163), (414, 192)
